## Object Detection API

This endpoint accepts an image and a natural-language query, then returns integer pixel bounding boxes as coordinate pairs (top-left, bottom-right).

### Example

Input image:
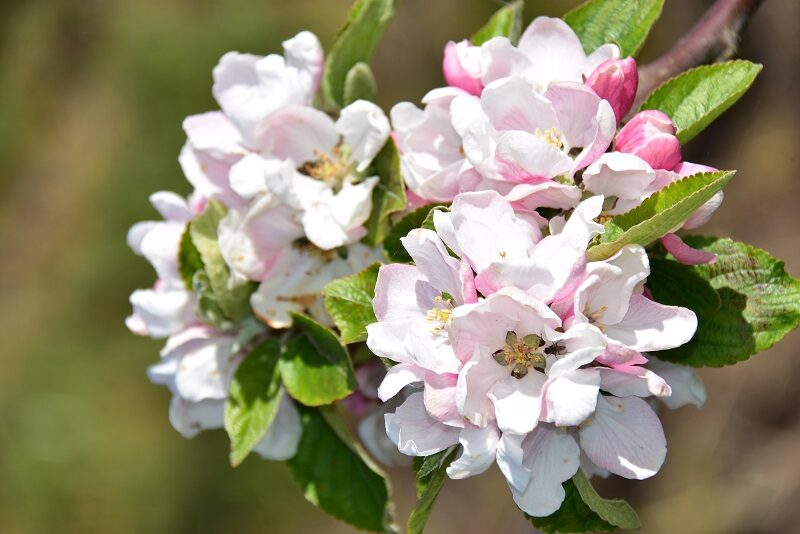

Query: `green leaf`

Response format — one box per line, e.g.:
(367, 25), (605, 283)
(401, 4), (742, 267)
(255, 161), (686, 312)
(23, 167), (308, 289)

(287, 406), (395, 533)
(224, 340), (282, 467)
(189, 200), (256, 322)
(322, 0), (397, 108)
(471, 0), (525, 46)
(362, 140), (408, 247)
(322, 263), (381, 344)
(178, 224), (203, 290)
(343, 62), (378, 105)
(193, 270), (235, 331)
(279, 312), (357, 406)
(408, 447), (459, 534)
(586, 170), (735, 261)
(564, 0), (664, 57)
(382, 203), (446, 263)
(647, 237), (800, 367)
(640, 60), (762, 143)
(529, 470), (640, 533)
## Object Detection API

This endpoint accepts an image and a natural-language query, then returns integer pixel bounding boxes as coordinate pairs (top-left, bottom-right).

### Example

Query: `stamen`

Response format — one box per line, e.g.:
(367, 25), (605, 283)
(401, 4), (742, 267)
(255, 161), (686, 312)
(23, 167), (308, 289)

(493, 330), (549, 379)
(534, 127), (564, 150)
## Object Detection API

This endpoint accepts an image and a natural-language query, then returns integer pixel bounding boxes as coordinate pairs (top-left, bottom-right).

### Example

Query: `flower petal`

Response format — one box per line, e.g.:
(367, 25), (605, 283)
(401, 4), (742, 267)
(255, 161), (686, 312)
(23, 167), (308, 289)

(252, 392), (302, 460)
(488, 372), (547, 435)
(385, 392), (460, 456)
(446, 425), (500, 479)
(604, 294), (698, 352)
(336, 100), (391, 171)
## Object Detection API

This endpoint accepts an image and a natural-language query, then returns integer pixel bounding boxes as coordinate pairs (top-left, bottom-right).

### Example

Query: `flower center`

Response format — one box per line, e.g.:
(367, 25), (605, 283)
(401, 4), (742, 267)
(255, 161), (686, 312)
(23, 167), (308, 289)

(492, 331), (547, 379)
(425, 294), (454, 334)
(302, 145), (354, 192)
(534, 127), (564, 150)
(584, 304), (608, 332)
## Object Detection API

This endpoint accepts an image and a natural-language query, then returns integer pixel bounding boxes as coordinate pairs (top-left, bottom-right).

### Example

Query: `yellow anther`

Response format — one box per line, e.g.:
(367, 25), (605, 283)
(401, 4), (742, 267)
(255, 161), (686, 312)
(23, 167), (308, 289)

(303, 145), (354, 191)
(534, 127), (564, 150)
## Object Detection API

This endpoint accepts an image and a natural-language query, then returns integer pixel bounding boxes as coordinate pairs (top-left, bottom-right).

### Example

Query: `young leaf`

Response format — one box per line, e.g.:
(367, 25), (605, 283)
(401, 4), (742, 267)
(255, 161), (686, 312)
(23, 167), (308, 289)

(225, 340), (283, 467)
(189, 200), (256, 322)
(564, 0), (664, 57)
(586, 170), (735, 261)
(322, 0), (397, 109)
(362, 140), (407, 247)
(287, 405), (395, 533)
(529, 470), (640, 533)
(178, 224), (203, 290)
(382, 203), (447, 263)
(647, 237), (800, 367)
(343, 62), (378, 105)
(470, 0), (525, 46)
(408, 447), (459, 534)
(322, 263), (381, 344)
(279, 312), (357, 406)
(640, 60), (762, 143)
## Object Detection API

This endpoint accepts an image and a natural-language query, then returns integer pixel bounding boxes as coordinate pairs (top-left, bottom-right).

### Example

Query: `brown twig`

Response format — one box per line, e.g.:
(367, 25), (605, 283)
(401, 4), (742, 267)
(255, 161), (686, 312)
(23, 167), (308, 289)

(632, 0), (765, 111)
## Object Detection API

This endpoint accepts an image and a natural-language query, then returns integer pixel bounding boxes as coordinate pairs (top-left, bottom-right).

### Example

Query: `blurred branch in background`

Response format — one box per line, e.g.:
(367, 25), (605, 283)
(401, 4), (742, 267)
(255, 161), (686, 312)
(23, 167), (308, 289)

(634, 0), (764, 110)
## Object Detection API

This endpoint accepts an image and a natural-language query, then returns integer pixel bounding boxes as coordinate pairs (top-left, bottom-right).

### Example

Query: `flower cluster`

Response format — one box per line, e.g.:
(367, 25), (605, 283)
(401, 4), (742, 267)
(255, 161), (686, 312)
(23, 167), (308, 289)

(126, 1), (798, 530)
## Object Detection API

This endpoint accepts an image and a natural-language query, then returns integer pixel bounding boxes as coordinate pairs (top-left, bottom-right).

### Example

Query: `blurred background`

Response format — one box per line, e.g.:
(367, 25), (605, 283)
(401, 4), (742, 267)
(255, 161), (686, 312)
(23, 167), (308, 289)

(0, 0), (797, 532)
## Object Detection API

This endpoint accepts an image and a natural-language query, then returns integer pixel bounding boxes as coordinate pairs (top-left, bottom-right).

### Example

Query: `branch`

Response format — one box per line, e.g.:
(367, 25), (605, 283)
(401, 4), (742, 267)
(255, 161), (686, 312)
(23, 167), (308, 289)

(633, 0), (765, 110)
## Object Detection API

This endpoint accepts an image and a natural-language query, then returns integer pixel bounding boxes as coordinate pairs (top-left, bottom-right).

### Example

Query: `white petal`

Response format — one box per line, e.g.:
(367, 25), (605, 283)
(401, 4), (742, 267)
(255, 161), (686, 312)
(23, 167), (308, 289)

(518, 17), (588, 86)
(168, 397), (225, 438)
(488, 372), (546, 435)
(128, 288), (196, 338)
(258, 105), (338, 163)
(282, 30), (323, 93)
(400, 229), (463, 302)
(377, 362), (425, 401)
(647, 358), (707, 409)
(604, 294), (698, 352)
(542, 369), (600, 427)
(509, 425), (581, 517)
(174, 336), (238, 402)
(336, 100), (391, 171)
(598, 366), (672, 398)
(579, 395), (666, 479)
(252, 392), (302, 461)
(446, 426), (500, 479)
(384, 392), (460, 456)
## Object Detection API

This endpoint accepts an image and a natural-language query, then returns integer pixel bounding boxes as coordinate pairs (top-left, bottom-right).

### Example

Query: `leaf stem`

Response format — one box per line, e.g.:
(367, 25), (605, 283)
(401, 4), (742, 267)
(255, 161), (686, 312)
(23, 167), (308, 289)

(633, 0), (764, 112)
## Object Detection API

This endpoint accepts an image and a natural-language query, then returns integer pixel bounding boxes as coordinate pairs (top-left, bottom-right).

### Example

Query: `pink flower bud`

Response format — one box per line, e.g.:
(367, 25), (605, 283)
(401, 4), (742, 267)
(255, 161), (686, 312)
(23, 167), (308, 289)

(585, 57), (638, 122)
(615, 110), (681, 170)
(443, 40), (483, 96)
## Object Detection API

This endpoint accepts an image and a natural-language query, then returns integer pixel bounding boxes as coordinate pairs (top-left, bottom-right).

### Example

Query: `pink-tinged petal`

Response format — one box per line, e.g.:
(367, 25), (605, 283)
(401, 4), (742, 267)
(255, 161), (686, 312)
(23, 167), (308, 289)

(596, 340), (648, 367)
(673, 161), (717, 178)
(173, 335), (239, 402)
(495, 131), (574, 183)
(336, 100), (391, 171)
(149, 191), (192, 222)
(432, 209), (463, 259)
(443, 40), (484, 96)
(449, 94), (487, 138)
(605, 294), (697, 352)
(385, 392), (461, 456)
(406, 327), (462, 375)
(282, 31), (324, 93)
(218, 195), (303, 281)
(475, 259), (555, 301)
(508, 426), (581, 517)
(449, 190), (536, 272)
(366, 321), (415, 365)
(377, 362), (425, 401)
(647, 358), (707, 409)
(424, 372), (463, 427)
(447, 425), (500, 479)
(582, 152), (656, 211)
(584, 43), (621, 74)
(168, 397), (225, 438)
(517, 17), (589, 86)
(547, 322), (607, 376)
(183, 111), (245, 159)
(479, 36), (533, 86)
(505, 181), (582, 211)
(585, 57), (638, 122)
(460, 260), (478, 304)
(136, 221), (186, 283)
(401, 229), (463, 302)
(178, 144), (245, 209)
(598, 366), (671, 398)
(585, 245), (650, 325)
(579, 395), (666, 479)
(616, 110), (681, 171)
(258, 105), (338, 163)
(252, 392), (302, 460)
(373, 264), (439, 322)
(661, 233), (717, 265)
(683, 191), (724, 230)
(542, 369), (600, 426)
(481, 77), (558, 133)
(488, 372), (547, 434)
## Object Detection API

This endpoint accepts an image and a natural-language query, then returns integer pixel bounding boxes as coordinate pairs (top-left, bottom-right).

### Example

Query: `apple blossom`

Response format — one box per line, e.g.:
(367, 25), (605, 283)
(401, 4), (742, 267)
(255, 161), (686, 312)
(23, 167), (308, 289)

(585, 57), (639, 122)
(369, 190), (696, 516)
(443, 40), (484, 96)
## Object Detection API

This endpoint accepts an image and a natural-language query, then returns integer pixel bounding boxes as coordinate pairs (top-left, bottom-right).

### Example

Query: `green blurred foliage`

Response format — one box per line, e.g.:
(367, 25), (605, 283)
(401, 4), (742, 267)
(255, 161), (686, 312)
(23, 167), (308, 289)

(0, 1), (798, 533)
